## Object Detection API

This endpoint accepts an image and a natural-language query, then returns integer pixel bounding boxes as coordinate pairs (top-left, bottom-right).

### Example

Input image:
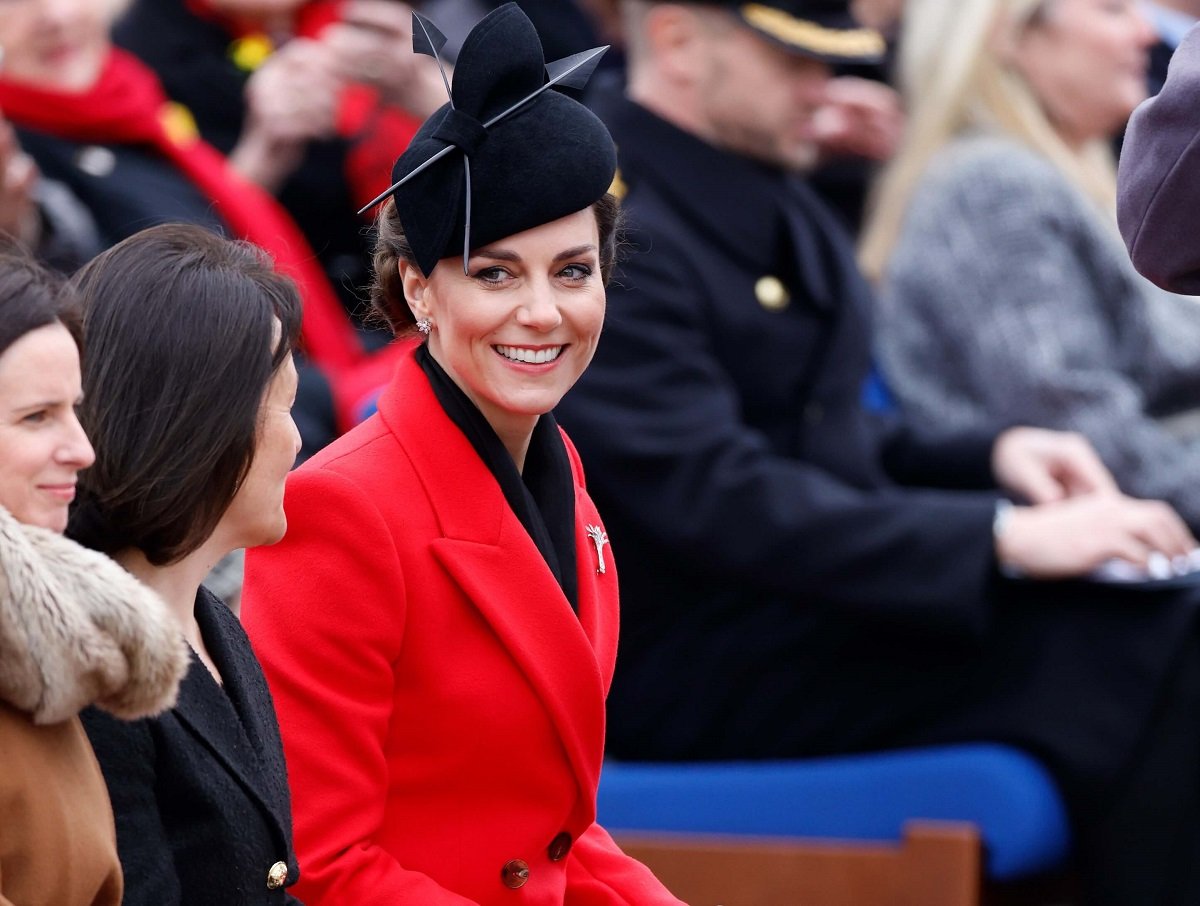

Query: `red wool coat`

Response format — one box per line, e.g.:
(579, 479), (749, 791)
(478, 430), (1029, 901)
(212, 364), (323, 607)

(242, 349), (681, 905)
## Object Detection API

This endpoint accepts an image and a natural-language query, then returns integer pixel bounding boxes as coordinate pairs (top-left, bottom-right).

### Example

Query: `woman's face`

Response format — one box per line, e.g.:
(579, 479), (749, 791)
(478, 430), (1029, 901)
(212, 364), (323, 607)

(402, 207), (606, 451)
(1012, 0), (1155, 146)
(0, 322), (94, 532)
(217, 351), (300, 550)
(0, 0), (122, 91)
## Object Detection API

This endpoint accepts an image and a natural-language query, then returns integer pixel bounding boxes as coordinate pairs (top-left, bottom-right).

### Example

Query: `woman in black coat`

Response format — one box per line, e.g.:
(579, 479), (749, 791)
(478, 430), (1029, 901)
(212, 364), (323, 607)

(70, 224), (305, 905)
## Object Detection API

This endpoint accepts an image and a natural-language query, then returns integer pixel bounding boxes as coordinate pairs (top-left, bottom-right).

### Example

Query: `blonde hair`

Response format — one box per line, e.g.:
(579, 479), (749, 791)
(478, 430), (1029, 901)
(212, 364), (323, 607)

(859, 0), (1119, 281)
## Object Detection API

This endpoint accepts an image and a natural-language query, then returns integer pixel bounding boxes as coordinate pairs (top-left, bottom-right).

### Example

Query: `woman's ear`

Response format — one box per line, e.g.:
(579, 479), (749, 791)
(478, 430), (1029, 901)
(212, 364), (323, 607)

(399, 259), (431, 324)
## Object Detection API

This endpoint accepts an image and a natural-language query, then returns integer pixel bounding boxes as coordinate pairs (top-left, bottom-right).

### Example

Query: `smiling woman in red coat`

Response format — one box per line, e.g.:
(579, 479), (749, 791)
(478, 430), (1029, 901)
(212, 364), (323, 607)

(240, 4), (682, 904)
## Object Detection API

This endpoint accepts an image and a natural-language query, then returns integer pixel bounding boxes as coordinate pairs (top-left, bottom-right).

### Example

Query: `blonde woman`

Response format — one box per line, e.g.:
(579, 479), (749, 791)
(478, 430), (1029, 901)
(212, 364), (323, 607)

(861, 0), (1200, 530)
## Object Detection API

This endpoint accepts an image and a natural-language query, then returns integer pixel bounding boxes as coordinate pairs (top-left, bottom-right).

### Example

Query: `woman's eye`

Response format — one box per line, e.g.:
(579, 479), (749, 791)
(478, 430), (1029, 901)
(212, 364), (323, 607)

(22, 410), (47, 425)
(560, 264), (593, 281)
(473, 266), (509, 284)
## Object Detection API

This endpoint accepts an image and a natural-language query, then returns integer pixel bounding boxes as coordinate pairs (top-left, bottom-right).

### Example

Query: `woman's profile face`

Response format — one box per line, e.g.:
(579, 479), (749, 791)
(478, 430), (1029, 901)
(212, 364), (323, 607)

(0, 0), (122, 92)
(0, 322), (94, 532)
(403, 207), (606, 446)
(217, 351), (300, 550)
(1011, 0), (1155, 146)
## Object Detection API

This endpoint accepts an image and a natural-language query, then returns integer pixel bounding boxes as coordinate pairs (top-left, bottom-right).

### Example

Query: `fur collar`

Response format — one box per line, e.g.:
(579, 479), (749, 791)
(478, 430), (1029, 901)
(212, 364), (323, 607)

(0, 505), (187, 724)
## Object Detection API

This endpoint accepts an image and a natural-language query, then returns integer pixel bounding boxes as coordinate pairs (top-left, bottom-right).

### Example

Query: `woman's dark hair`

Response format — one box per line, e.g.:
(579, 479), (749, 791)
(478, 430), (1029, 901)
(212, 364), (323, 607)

(0, 251), (82, 359)
(67, 224), (302, 566)
(370, 192), (623, 336)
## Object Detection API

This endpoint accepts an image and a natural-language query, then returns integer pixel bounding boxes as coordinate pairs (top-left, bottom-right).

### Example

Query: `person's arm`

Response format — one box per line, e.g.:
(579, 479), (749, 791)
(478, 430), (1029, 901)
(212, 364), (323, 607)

(878, 143), (1200, 529)
(229, 39), (343, 195)
(564, 822), (684, 904)
(1118, 22), (1200, 292)
(242, 468), (479, 905)
(79, 709), (183, 906)
(558, 221), (1001, 638)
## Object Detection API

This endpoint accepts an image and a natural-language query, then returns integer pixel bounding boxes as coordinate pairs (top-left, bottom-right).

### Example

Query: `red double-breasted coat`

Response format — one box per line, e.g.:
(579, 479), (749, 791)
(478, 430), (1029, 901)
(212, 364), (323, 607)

(242, 349), (681, 905)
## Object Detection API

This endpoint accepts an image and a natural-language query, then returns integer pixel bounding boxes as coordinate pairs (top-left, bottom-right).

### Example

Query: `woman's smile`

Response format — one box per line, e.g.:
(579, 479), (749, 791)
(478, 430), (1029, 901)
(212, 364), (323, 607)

(493, 344), (566, 366)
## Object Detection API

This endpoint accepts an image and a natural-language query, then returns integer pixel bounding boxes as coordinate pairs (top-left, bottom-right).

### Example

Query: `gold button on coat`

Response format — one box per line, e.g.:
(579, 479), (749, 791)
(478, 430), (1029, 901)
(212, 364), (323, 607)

(266, 861), (288, 890)
(501, 859), (530, 889)
(755, 275), (790, 311)
(547, 832), (573, 861)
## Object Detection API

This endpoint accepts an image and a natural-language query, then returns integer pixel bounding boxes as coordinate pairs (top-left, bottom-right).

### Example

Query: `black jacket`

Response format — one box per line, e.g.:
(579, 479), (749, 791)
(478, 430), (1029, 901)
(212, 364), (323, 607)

(82, 588), (301, 905)
(557, 94), (1199, 811)
(561, 92), (1001, 639)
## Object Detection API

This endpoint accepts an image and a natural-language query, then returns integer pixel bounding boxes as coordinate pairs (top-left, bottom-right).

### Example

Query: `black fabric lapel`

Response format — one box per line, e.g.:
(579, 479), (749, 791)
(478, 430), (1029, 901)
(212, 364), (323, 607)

(173, 588), (293, 855)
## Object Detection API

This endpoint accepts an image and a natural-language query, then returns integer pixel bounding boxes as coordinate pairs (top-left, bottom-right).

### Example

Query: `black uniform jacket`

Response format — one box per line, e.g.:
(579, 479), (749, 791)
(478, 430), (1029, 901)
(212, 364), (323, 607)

(15, 127), (225, 250)
(558, 92), (1200, 808)
(82, 588), (301, 905)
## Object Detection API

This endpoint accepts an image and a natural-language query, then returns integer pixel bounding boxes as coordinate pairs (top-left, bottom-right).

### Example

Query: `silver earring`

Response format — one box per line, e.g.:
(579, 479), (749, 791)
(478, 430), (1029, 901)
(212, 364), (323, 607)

(416, 318), (432, 336)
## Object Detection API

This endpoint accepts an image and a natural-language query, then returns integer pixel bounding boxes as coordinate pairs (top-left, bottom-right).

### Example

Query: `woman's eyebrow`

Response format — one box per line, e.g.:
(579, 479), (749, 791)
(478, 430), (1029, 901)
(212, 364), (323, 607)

(554, 244), (598, 261)
(473, 247), (520, 262)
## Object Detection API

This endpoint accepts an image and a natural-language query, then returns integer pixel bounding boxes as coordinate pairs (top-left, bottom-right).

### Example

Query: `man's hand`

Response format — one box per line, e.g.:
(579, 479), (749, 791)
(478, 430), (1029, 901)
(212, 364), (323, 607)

(992, 426), (1119, 504)
(812, 76), (904, 163)
(324, 0), (449, 120)
(996, 495), (1197, 579)
(231, 38), (343, 192)
(0, 119), (40, 248)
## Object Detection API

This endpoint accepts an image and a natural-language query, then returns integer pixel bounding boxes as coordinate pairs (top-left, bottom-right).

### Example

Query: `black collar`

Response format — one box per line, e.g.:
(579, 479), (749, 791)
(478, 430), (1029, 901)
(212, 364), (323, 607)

(417, 344), (579, 613)
(593, 86), (848, 313)
(595, 86), (790, 276)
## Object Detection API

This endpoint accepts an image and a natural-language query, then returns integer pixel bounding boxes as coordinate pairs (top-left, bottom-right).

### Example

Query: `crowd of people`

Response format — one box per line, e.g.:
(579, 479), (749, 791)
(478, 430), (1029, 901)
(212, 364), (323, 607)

(3, 0), (1200, 904)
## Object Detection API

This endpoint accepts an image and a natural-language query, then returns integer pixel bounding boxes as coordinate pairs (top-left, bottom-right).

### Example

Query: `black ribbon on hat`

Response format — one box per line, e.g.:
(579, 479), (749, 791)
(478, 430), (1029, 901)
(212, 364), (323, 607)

(357, 4), (615, 276)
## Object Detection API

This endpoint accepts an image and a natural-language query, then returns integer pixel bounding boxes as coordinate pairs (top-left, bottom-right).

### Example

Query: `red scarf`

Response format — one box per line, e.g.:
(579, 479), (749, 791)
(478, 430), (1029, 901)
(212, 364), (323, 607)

(0, 50), (364, 377)
(187, 0), (421, 210)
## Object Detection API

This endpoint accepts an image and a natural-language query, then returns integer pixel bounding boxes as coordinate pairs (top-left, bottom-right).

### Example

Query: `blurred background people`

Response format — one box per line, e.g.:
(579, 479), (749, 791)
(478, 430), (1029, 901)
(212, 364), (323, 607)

(0, 0), (367, 448)
(70, 225), (304, 905)
(242, 6), (680, 902)
(556, 1), (1200, 901)
(114, 0), (445, 357)
(0, 253), (184, 906)
(862, 0), (1200, 533)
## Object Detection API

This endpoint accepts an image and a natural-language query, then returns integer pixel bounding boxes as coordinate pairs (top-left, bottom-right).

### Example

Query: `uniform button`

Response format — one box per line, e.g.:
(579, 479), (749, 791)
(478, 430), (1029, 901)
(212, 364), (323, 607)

(266, 861), (288, 890)
(755, 275), (790, 311)
(75, 146), (117, 179)
(547, 832), (573, 861)
(501, 859), (530, 889)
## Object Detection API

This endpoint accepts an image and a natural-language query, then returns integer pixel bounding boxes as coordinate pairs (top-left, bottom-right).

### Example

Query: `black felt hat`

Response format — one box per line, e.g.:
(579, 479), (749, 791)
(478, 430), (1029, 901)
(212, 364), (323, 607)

(362, 3), (617, 277)
(689, 1), (886, 63)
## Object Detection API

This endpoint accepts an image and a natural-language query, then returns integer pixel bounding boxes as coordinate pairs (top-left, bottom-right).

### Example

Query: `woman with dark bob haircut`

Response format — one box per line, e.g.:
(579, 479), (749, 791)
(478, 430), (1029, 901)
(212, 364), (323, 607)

(69, 223), (306, 905)
(242, 5), (680, 904)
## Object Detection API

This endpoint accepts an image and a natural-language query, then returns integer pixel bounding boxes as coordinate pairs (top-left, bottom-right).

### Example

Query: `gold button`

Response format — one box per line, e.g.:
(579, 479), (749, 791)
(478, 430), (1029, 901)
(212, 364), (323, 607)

(755, 276), (790, 311)
(266, 861), (288, 890)
(501, 859), (530, 889)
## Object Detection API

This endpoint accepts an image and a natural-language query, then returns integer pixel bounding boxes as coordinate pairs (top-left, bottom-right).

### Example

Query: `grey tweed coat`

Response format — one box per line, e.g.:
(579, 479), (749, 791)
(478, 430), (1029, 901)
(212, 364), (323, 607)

(877, 133), (1200, 528)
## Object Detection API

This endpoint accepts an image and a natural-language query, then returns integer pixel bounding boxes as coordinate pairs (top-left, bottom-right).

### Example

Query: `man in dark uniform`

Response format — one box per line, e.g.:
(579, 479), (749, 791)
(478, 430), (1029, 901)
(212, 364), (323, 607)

(557, 2), (1200, 901)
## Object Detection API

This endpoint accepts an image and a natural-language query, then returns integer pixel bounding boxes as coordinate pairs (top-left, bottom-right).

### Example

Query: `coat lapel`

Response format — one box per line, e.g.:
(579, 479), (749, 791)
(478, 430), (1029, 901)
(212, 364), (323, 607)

(382, 353), (608, 804)
(172, 591), (293, 854)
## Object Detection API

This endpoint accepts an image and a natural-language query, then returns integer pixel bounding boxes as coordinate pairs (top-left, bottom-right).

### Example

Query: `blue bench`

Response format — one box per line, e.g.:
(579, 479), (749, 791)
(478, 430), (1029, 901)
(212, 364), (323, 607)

(597, 744), (1071, 881)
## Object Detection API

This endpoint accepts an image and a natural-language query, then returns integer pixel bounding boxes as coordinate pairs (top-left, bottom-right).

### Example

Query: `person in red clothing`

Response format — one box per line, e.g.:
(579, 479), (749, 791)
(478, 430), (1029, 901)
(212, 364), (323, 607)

(114, 0), (449, 396)
(241, 5), (683, 903)
(0, 0), (401, 434)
